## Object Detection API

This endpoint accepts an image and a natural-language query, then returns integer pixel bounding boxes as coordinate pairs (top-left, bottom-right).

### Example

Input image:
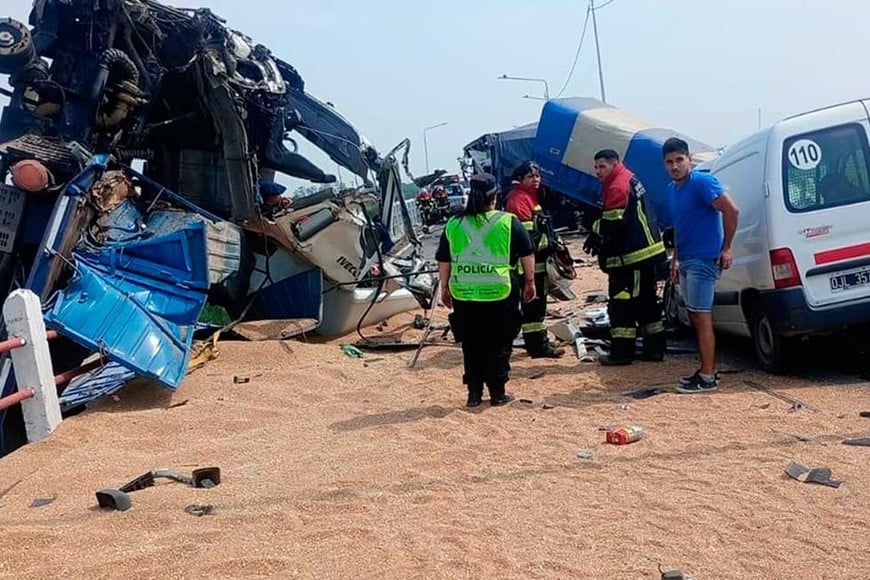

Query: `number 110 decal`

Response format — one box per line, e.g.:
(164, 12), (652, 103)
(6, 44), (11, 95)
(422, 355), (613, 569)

(788, 139), (822, 170)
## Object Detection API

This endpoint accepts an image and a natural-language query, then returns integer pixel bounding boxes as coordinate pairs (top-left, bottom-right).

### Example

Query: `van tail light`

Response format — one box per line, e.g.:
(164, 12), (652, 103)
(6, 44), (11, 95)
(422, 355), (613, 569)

(770, 248), (802, 289)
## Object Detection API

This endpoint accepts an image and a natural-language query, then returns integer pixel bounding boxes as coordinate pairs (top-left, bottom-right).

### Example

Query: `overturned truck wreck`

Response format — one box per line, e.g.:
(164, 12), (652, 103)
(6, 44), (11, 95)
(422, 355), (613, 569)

(0, 1), (430, 453)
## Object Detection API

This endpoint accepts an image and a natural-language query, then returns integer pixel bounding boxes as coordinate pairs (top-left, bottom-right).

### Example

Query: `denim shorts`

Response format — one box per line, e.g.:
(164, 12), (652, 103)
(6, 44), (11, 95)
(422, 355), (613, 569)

(679, 258), (721, 312)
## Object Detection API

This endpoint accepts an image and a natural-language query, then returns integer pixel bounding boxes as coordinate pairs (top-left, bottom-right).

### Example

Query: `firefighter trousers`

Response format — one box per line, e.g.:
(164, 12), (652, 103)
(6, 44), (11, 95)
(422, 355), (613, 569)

(607, 266), (666, 361)
(452, 295), (522, 400)
(521, 271), (553, 355)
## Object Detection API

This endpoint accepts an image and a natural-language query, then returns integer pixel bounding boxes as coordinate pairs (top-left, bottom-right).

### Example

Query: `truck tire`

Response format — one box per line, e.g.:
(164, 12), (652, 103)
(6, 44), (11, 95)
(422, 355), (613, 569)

(0, 19), (35, 75)
(749, 302), (797, 373)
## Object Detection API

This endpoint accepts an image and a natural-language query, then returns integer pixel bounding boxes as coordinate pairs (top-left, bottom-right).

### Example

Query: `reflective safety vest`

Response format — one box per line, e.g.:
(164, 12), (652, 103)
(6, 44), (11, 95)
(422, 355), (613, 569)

(445, 211), (513, 302)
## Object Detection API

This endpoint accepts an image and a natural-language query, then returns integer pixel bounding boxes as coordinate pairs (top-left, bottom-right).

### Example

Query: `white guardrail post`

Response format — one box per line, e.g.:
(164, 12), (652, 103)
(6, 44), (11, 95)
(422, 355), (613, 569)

(2, 289), (61, 443)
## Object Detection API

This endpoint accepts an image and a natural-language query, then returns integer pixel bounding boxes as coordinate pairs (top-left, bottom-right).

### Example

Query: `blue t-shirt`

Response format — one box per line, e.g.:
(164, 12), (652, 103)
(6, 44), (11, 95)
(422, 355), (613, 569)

(669, 171), (725, 260)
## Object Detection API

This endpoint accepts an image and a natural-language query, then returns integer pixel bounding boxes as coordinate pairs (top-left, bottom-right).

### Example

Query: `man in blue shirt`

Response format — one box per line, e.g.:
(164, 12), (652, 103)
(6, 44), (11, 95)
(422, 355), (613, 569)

(664, 138), (740, 393)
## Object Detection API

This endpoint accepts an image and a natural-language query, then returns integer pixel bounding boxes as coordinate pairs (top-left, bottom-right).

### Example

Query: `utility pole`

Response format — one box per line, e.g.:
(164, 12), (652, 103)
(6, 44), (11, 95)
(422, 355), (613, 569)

(423, 122), (448, 174)
(590, 0), (607, 103)
(758, 108), (762, 130)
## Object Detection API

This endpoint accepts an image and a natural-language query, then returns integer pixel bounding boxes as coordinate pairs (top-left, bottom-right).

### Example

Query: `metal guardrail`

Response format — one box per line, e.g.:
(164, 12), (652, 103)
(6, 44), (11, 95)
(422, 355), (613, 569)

(390, 199), (422, 241)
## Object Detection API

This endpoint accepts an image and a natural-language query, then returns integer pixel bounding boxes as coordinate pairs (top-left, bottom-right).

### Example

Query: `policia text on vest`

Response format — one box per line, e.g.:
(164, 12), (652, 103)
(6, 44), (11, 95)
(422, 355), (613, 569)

(436, 203), (536, 408)
(445, 212), (514, 302)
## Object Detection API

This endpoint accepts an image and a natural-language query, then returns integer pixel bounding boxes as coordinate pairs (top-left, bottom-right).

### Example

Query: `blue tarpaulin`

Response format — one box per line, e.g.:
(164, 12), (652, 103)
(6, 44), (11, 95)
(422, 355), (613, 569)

(464, 122), (538, 193)
(532, 97), (718, 228)
(58, 362), (136, 411)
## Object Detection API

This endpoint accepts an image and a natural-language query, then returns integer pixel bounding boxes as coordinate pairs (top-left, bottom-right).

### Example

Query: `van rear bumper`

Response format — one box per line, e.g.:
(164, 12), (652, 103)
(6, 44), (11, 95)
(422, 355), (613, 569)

(759, 287), (870, 335)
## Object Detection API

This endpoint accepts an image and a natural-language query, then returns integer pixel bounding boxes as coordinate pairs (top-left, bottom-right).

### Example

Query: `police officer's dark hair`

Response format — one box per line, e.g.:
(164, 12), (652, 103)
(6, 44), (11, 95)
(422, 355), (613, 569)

(594, 149), (620, 162)
(662, 137), (690, 157)
(511, 160), (540, 183)
(463, 173), (498, 216)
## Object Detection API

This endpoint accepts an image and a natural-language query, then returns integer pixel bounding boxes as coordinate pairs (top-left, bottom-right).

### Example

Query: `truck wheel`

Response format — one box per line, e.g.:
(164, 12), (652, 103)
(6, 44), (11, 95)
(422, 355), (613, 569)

(0, 19), (35, 75)
(750, 303), (796, 373)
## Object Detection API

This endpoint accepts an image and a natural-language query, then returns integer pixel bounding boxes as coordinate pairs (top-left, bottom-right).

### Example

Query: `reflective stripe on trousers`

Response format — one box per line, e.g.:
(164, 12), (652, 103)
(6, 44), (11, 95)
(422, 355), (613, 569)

(522, 322), (547, 333)
(642, 321), (665, 335)
(611, 327), (637, 339)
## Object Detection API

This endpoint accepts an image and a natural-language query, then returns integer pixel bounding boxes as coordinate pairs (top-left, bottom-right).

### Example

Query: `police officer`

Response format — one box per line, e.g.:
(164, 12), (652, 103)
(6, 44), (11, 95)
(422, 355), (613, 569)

(585, 149), (667, 365)
(505, 161), (565, 359)
(437, 173), (536, 407)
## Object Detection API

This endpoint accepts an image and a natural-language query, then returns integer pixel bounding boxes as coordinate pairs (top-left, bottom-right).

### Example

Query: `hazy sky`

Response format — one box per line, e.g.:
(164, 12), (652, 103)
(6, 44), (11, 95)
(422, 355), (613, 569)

(3, 0), (870, 181)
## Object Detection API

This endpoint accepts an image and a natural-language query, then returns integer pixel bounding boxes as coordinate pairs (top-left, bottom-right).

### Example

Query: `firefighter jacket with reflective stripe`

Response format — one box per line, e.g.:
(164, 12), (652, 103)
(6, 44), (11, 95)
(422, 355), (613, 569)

(445, 211), (514, 302)
(593, 163), (666, 272)
(506, 184), (549, 273)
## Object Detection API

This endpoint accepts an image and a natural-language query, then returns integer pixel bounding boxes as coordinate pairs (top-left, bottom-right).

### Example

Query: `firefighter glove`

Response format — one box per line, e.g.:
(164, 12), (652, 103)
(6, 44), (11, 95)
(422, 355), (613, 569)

(583, 232), (603, 256)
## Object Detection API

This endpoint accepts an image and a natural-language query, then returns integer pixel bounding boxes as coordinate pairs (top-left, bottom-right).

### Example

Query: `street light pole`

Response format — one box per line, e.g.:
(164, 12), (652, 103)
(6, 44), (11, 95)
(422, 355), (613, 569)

(498, 74), (550, 101)
(590, 0), (607, 103)
(423, 122), (448, 174)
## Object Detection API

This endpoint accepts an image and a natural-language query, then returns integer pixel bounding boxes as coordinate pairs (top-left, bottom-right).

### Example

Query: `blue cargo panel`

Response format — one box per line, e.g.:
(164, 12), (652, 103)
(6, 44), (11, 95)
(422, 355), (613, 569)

(246, 268), (323, 322)
(85, 220), (210, 290)
(44, 260), (206, 389)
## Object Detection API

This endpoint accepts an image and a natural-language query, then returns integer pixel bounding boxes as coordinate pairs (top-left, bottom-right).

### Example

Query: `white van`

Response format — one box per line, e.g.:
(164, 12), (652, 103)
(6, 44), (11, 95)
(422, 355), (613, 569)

(666, 99), (870, 372)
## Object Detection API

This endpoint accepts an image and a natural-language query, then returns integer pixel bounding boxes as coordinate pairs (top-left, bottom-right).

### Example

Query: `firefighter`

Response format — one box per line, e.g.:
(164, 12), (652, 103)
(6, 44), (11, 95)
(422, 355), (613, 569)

(585, 149), (667, 365)
(505, 161), (566, 358)
(437, 173), (536, 407)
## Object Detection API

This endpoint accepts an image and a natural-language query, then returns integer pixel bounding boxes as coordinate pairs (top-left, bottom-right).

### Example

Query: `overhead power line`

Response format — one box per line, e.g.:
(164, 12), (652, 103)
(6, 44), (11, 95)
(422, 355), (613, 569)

(555, 5), (591, 97)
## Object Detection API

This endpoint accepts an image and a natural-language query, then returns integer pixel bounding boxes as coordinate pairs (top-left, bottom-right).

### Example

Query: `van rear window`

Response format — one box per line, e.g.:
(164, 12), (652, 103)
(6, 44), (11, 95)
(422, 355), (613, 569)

(782, 123), (870, 212)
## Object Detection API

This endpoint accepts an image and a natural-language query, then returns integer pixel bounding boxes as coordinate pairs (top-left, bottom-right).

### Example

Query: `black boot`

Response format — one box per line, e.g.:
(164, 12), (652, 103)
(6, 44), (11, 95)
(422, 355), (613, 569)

(488, 383), (514, 407)
(523, 331), (545, 356)
(526, 331), (566, 359)
(466, 383), (484, 408)
(599, 355), (632, 366)
(602, 337), (634, 366)
(530, 344), (566, 359)
(640, 333), (666, 362)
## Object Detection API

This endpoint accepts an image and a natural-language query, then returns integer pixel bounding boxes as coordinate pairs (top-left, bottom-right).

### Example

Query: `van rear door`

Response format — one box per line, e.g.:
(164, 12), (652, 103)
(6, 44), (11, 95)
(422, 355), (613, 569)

(770, 101), (870, 308)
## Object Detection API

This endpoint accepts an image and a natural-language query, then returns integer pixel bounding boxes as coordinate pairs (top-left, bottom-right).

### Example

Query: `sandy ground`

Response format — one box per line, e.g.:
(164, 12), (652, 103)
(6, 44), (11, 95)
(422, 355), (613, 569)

(1, 249), (869, 579)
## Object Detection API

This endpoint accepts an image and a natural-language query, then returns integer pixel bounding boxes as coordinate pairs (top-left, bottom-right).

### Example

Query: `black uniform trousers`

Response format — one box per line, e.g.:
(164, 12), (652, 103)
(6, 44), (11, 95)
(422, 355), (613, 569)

(521, 270), (552, 355)
(606, 265), (666, 361)
(451, 290), (522, 400)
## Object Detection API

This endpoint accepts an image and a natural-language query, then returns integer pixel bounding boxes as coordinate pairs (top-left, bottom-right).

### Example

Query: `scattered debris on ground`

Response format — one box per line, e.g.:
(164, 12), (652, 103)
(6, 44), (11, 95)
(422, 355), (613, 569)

(785, 461), (844, 488)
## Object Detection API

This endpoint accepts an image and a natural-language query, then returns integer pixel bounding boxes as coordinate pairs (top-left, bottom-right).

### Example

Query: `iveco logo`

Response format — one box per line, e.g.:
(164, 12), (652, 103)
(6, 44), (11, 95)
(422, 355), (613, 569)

(336, 256), (360, 278)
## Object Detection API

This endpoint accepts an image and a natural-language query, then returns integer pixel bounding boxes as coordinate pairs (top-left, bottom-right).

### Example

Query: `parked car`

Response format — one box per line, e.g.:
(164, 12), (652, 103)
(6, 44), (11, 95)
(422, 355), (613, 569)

(445, 184), (469, 214)
(666, 98), (870, 372)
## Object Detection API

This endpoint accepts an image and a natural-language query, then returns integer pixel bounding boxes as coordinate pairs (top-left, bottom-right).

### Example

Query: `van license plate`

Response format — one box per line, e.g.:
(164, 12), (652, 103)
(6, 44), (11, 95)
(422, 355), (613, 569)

(830, 268), (870, 292)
